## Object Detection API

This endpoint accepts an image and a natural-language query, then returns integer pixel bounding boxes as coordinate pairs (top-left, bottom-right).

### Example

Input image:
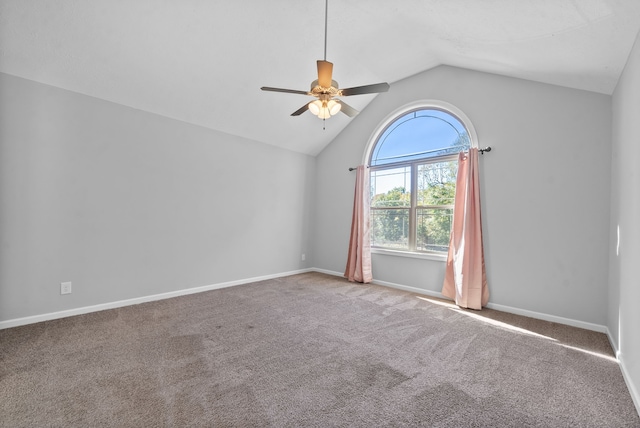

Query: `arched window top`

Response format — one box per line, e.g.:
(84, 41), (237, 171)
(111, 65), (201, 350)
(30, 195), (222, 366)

(367, 101), (476, 167)
(365, 100), (477, 257)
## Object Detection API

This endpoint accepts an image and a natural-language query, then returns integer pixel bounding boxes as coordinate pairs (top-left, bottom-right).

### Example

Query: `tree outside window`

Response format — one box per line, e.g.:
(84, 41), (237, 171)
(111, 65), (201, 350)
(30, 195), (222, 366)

(369, 108), (470, 254)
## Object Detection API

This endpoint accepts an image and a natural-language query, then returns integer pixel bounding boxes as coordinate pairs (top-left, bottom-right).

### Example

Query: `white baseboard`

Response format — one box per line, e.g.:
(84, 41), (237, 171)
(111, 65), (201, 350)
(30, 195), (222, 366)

(371, 277), (446, 300)
(0, 267), (611, 335)
(605, 327), (620, 358)
(484, 302), (608, 333)
(0, 268), (313, 330)
(314, 268), (608, 333)
(608, 329), (640, 416)
(311, 267), (344, 277)
(312, 268), (443, 300)
(618, 352), (640, 416)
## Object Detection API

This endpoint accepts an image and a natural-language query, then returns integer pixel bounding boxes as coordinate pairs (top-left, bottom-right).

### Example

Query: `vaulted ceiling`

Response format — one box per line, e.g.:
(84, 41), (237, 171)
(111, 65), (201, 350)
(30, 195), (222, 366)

(2, 0), (639, 155)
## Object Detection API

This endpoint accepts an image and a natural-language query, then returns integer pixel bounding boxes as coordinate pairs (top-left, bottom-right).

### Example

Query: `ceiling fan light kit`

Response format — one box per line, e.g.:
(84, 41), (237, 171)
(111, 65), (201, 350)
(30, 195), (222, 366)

(309, 91), (342, 118)
(309, 98), (341, 119)
(260, 0), (389, 122)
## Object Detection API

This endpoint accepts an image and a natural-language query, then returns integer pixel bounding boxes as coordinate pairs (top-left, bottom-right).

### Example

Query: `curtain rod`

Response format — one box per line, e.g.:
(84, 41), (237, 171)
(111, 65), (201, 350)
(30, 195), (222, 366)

(348, 146), (492, 171)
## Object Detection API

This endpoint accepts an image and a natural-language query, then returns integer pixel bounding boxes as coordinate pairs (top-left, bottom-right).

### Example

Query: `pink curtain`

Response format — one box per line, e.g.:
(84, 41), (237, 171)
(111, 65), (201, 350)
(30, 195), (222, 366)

(344, 165), (373, 283)
(442, 148), (489, 309)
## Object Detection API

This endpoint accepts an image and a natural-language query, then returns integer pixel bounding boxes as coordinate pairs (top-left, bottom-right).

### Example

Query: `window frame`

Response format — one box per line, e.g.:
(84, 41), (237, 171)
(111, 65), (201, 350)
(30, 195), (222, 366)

(364, 100), (478, 261)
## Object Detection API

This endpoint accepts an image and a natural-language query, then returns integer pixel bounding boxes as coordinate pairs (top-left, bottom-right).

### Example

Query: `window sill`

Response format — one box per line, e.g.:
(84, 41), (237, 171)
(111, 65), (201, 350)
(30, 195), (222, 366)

(371, 248), (447, 262)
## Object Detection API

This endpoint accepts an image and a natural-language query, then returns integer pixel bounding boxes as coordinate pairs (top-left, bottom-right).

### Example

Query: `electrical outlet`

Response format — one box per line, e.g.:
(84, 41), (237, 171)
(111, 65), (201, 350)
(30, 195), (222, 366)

(60, 282), (72, 295)
(301, 253), (306, 261)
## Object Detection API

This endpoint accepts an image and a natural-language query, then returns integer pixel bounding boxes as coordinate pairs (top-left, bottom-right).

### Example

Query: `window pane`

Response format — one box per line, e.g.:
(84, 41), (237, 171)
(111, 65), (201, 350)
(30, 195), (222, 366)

(417, 161), (457, 206)
(371, 208), (409, 250)
(416, 208), (453, 252)
(371, 109), (470, 166)
(368, 106), (473, 255)
(371, 167), (411, 208)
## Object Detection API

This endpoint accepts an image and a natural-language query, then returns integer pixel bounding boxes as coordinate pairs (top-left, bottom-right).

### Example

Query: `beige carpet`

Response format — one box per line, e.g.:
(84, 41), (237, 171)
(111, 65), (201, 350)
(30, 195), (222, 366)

(1, 272), (638, 427)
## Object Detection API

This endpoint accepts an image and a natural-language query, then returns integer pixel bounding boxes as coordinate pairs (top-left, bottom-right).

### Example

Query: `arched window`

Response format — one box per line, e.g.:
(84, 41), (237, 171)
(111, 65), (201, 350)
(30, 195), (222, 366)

(367, 101), (476, 255)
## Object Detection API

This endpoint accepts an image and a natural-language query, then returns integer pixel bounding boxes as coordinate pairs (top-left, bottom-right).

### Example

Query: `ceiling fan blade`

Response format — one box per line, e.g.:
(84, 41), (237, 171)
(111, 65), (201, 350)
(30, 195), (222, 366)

(317, 60), (334, 88)
(291, 103), (310, 116)
(336, 100), (359, 117)
(339, 82), (390, 96)
(261, 87), (310, 95)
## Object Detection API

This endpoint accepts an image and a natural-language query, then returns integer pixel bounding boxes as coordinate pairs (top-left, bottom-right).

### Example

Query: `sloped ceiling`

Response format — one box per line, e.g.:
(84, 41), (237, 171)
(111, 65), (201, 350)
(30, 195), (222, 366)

(1, 0), (639, 155)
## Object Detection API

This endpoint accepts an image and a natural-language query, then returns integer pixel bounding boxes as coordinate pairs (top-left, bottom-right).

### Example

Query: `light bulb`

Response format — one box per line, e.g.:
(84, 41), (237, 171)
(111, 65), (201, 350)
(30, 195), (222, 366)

(318, 109), (330, 119)
(308, 100), (322, 115)
(327, 100), (341, 115)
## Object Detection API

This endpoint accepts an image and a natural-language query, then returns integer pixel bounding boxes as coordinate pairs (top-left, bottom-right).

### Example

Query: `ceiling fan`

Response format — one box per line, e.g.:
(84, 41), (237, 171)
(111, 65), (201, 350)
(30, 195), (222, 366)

(260, 0), (389, 120)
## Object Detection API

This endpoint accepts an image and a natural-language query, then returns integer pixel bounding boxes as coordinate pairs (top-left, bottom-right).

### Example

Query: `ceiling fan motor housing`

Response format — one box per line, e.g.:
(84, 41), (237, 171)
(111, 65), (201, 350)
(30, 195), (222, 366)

(310, 79), (340, 96)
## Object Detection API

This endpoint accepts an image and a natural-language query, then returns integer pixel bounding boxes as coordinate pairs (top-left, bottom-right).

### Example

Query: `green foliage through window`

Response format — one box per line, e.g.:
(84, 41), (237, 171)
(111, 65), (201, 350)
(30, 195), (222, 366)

(370, 108), (470, 253)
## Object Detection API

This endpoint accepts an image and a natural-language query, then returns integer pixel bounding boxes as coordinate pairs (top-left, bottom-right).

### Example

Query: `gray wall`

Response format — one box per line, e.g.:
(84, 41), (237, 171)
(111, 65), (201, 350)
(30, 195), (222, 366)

(609, 30), (640, 408)
(314, 65), (612, 326)
(0, 72), (315, 322)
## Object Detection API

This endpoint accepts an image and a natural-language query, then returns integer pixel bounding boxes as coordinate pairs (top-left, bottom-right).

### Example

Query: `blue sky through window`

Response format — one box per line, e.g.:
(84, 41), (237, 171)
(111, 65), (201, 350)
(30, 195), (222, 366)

(371, 109), (469, 166)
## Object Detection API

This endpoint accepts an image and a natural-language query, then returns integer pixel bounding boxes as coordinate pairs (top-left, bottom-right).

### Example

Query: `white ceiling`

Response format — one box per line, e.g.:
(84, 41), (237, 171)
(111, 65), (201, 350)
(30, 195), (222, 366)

(1, 0), (639, 155)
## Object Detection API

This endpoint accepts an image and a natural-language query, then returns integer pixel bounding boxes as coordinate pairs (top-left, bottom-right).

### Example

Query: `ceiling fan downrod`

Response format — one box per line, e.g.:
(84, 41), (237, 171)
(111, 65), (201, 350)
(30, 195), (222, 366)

(323, 0), (328, 61)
